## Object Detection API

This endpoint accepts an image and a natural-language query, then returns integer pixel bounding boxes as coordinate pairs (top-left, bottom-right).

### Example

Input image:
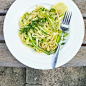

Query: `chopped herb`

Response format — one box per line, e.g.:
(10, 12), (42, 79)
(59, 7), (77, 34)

(42, 8), (45, 11)
(22, 20), (24, 23)
(33, 37), (36, 40)
(27, 44), (34, 47)
(26, 18), (28, 20)
(32, 25), (36, 28)
(49, 8), (56, 12)
(63, 38), (66, 40)
(43, 39), (46, 42)
(31, 45), (34, 47)
(27, 44), (30, 46)
(54, 48), (57, 53)
(32, 20), (38, 25)
(42, 18), (46, 22)
(19, 28), (29, 34)
(45, 9), (48, 12)
(64, 33), (69, 37)
(61, 42), (65, 45)
(34, 49), (36, 51)
(41, 40), (43, 43)
(25, 25), (32, 28)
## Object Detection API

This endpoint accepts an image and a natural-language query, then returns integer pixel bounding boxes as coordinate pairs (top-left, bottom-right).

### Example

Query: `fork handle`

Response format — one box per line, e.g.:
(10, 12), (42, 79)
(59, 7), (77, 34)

(52, 32), (64, 68)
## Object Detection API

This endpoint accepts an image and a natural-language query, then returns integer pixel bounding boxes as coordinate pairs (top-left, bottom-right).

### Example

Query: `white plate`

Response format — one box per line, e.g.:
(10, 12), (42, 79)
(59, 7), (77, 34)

(3, 0), (85, 70)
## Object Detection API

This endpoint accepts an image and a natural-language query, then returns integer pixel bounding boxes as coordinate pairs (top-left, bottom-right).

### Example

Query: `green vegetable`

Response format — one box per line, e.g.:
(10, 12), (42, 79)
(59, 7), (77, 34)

(27, 44), (34, 47)
(56, 30), (63, 44)
(20, 18), (43, 34)
(41, 30), (48, 35)
(19, 24), (32, 34)
(63, 38), (66, 40)
(34, 49), (36, 51)
(38, 26), (48, 35)
(56, 15), (64, 23)
(24, 13), (27, 16)
(27, 44), (30, 46)
(28, 32), (51, 55)
(50, 17), (58, 31)
(32, 25), (36, 28)
(56, 35), (61, 44)
(32, 20), (38, 25)
(42, 18), (46, 22)
(43, 39), (46, 42)
(25, 25), (32, 28)
(42, 14), (58, 31)
(24, 36), (29, 43)
(24, 12), (29, 17)
(49, 8), (56, 12)
(41, 40), (43, 43)
(54, 48), (57, 53)
(19, 28), (28, 34)
(42, 8), (45, 11)
(61, 42), (65, 45)
(19, 6), (69, 55)
(45, 16), (55, 31)
(22, 20), (24, 23)
(45, 9), (48, 12)
(31, 45), (34, 47)
(64, 33), (69, 37)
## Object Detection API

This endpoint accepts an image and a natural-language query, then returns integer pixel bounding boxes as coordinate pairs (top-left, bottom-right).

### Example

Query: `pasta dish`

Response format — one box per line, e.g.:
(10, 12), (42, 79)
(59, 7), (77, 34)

(19, 3), (69, 55)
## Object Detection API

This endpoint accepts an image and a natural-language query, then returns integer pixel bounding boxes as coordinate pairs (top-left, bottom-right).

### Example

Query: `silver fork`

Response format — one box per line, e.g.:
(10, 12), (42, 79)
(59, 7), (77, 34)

(52, 11), (72, 68)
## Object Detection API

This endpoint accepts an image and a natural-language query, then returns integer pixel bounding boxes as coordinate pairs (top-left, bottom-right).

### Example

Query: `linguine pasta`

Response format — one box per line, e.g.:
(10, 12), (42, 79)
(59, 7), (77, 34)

(19, 5), (69, 55)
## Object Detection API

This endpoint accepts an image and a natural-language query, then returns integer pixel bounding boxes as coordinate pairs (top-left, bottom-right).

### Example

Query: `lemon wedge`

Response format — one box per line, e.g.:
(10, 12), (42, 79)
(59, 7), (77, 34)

(52, 2), (68, 15)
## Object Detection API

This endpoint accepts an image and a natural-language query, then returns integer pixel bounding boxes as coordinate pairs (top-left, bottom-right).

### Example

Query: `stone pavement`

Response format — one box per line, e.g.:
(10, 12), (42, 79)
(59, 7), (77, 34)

(0, 67), (86, 86)
(0, 67), (26, 86)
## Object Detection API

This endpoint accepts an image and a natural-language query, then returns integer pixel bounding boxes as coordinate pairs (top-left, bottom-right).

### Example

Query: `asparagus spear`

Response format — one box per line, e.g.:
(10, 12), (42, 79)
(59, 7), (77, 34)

(28, 31), (51, 55)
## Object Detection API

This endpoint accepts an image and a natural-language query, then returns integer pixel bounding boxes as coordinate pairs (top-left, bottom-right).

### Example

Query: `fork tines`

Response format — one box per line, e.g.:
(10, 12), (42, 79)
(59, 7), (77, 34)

(62, 11), (72, 25)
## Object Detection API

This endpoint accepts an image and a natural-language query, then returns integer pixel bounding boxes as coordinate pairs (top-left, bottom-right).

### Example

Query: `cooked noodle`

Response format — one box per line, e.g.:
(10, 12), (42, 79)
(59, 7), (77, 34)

(19, 5), (68, 55)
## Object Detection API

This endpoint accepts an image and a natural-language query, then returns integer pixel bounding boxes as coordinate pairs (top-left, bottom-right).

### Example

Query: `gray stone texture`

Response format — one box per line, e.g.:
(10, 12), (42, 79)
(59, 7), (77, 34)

(0, 66), (86, 86)
(0, 67), (26, 86)
(26, 85), (42, 86)
(26, 68), (42, 84)
(26, 67), (86, 86)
